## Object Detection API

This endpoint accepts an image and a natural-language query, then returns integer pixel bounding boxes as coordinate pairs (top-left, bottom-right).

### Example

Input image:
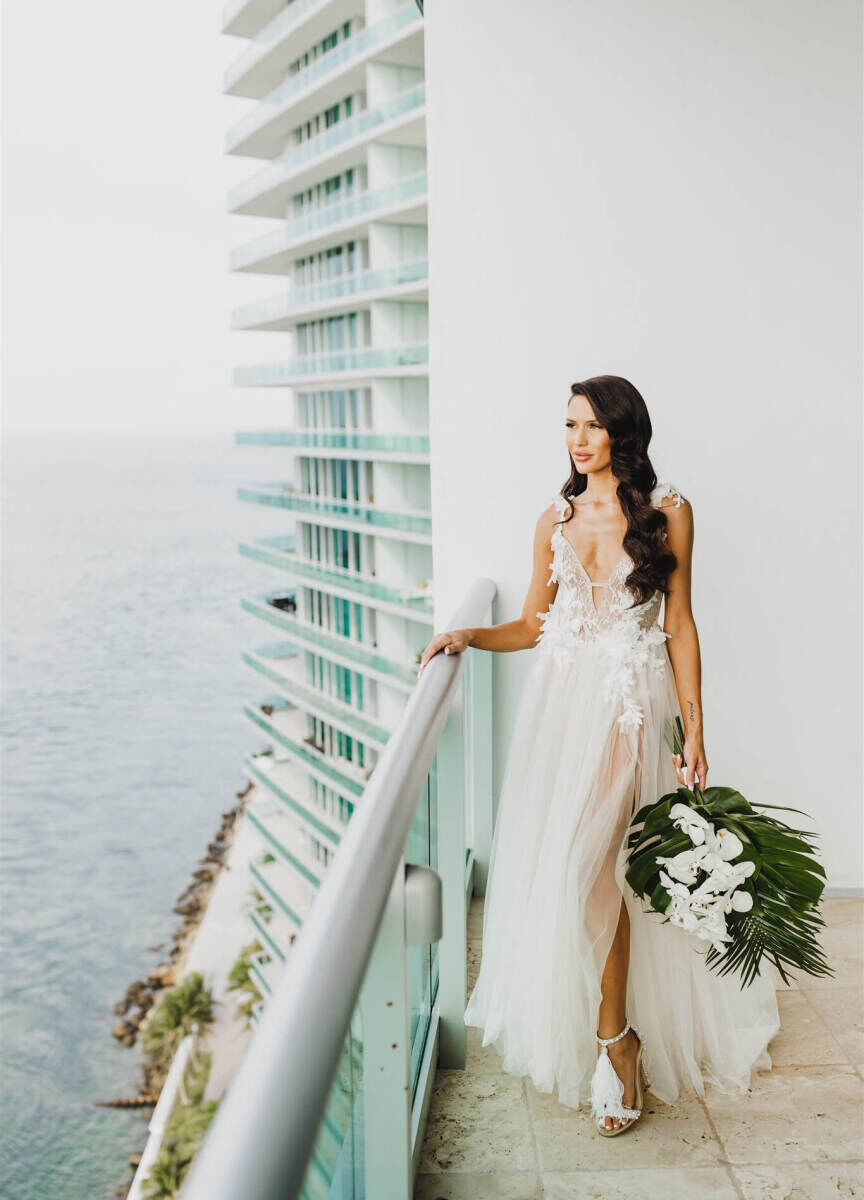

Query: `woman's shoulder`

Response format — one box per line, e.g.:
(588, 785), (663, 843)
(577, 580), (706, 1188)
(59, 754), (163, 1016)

(649, 480), (688, 510)
(541, 482), (687, 514)
(537, 492), (570, 523)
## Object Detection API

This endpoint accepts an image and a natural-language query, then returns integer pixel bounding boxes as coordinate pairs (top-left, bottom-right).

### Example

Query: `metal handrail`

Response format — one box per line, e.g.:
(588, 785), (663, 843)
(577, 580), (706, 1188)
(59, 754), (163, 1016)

(181, 577), (496, 1200)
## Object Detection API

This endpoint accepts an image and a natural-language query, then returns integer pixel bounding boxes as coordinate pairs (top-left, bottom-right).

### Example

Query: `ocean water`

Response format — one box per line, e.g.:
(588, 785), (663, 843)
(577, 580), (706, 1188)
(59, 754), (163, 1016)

(0, 427), (291, 1200)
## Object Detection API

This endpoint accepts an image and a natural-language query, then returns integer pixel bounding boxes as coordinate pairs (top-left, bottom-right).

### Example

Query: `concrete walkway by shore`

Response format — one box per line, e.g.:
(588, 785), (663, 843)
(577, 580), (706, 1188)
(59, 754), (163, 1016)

(173, 809), (262, 1103)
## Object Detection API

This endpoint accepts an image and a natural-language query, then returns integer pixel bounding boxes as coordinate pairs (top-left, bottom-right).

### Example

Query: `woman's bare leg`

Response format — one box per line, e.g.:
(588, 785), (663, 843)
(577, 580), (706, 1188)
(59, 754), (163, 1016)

(597, 896), (640, 1130)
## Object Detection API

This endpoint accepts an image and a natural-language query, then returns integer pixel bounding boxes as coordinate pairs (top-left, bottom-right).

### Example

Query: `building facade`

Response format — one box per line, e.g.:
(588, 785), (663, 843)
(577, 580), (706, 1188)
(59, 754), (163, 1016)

(222, 0), (430, 1024)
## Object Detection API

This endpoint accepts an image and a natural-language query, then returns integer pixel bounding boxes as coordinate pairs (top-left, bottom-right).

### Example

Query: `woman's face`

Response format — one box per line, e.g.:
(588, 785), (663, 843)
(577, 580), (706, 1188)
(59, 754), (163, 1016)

(565, 392), (611, 474)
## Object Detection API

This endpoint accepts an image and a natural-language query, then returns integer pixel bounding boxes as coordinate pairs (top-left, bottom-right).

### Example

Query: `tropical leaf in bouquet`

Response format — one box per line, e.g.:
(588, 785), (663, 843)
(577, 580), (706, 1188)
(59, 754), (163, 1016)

(624, 744), (834, 989)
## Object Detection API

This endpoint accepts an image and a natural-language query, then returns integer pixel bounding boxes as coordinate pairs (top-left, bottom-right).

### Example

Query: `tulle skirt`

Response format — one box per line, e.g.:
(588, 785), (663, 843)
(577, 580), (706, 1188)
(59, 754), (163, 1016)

(463, 638), (781, 1110)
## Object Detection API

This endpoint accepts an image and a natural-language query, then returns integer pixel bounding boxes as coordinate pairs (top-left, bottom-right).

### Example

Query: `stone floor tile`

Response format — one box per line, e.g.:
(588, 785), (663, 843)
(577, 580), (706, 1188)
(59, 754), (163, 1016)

(417, 1071), (536, 1174)
(530, 1085), (723, 1171)
(466, 939), (481, 999)
(702, 1063), (863, 1163)
(542, 1166), (739, 1199)
(769, 990), (848, 1066)
(798, 923), (864, 991)
(413, 1171), (540, 1200)
(803, 986), (864, 1069)
(731, 1160), (864, 1199)
(821, 898), (864, 928)
(467, 898), (485, 940)
(465, 1025), (507, 1074)
(765, 957), (800, 990)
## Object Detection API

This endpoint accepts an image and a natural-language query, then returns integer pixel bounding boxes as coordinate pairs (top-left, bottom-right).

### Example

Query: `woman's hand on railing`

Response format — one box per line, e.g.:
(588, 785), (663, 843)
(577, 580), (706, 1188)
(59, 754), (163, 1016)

(417, 629), (474, 676)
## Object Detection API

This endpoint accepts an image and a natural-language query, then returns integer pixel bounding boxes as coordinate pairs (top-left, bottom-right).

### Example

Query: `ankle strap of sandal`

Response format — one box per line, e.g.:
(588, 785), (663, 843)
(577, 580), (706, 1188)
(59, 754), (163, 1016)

(596, 1019), (631, 1048)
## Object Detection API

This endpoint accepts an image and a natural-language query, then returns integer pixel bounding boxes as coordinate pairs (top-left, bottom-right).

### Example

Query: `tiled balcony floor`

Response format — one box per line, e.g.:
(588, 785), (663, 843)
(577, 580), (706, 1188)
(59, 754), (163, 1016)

(415, 896), (864, 1200)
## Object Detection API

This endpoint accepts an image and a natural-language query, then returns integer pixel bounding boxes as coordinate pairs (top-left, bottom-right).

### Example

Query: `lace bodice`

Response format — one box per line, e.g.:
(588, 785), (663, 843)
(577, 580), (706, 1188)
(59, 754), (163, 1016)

(535, 481), (685, 730)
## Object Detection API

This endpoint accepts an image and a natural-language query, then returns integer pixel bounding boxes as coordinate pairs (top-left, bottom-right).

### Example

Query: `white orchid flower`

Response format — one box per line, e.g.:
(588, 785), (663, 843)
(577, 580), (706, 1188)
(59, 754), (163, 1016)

(667, 902), (701, 933)
(713, 827), (744, 861)
(657, 848), (704, 885)
(658, 869), (692, 901)
(669, 803), (713, 845)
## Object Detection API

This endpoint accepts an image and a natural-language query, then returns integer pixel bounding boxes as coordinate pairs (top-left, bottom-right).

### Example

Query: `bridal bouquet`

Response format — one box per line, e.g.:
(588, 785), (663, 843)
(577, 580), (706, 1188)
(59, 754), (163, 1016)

(623, 717), (833, 989)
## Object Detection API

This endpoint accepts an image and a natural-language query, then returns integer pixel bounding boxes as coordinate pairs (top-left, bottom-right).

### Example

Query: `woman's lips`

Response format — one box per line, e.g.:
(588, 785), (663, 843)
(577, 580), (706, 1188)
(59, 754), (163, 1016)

(573, 453), (591, 460)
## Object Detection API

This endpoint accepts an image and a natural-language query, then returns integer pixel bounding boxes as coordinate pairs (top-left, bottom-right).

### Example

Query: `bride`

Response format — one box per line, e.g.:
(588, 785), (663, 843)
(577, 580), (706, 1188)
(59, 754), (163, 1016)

(418, 374), (780, 1136)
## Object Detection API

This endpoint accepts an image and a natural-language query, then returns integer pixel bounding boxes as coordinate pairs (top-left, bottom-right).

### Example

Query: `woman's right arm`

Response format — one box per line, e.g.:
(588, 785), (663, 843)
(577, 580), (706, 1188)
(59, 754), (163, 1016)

(417, 504), (559, 675)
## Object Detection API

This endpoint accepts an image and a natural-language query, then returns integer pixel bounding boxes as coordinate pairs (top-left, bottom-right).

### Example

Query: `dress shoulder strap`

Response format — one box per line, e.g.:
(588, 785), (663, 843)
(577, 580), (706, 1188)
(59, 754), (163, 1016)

(550, 492), (570, 517)
(649, 481), (686, 509)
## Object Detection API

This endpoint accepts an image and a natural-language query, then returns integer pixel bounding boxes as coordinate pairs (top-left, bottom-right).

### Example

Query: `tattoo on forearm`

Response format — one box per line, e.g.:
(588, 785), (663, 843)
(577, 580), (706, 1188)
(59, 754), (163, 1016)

(687, 701), (697, 723)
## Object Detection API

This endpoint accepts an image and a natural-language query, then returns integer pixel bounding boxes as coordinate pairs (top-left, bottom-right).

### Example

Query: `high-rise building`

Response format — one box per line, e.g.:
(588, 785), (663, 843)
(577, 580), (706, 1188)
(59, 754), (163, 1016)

(222, 0), (430, 1024)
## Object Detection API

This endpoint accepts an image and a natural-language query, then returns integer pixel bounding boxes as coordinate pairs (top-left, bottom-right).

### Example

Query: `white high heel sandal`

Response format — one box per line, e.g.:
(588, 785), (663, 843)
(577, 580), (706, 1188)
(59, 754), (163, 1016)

(590, 1018), (648, 1136)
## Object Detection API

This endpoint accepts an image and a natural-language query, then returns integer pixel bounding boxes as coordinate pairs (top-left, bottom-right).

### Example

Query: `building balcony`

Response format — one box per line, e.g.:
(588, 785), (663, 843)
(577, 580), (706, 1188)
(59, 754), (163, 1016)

(223, 0), (355, 87)
(248, 900), (292, 964)
(243, 697), (372, 795)
(243, 646), (392, 748)
(241, 595), (421, 690)
(231, 259), (428, 330)
(249, 849), (311, 930)
(234, 342), (428, 387)
(244, 747), (348, 843)
(235, 428), (430, 462)
(227, 83), (425, 215)
(226, 4), (423, 153)
(231, 171), (427, 272)
(238, 535), (434, 624)
(236, 485), (432, 542)
(181, 578), (500, 1200)
(221, 0), (284, 39)
(248, 949), (279, 997)
(247, 792), (327, 888)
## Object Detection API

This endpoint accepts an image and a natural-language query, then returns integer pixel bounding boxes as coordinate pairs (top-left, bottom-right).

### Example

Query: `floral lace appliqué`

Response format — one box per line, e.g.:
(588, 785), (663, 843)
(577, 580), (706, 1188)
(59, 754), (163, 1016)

(537, 489), (675, 730)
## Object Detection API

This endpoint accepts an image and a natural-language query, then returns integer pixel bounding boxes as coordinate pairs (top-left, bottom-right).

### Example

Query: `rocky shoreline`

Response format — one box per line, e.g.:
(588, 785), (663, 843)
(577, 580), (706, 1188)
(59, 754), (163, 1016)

(99, 781), (253, 1195)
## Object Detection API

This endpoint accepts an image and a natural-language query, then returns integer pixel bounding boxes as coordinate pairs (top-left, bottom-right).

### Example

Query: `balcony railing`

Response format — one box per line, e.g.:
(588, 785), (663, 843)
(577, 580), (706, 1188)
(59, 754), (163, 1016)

(182, 577), (496, 1200)
(243, 698), (370, 795)
(243, 650), (392, 748)
(237, 486), (432, 538)
(230, 171), (427, 270)
(234, 343), (429, 386)
(241, 596), (420, 691)
(224, 0), (333, 93)
(235, 429), (430, 457)
(238, 536), (434, 623)
(250, 853), (310, 929)
(227, 84), (425, 213)
(249, 902), (289, 963)
(226, 4), (422, 144)
(231, 260), (428, 329)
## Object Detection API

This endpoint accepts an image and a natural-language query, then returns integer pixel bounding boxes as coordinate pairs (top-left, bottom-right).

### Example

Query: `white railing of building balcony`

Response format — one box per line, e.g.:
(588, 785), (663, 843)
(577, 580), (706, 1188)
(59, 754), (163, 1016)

(224, 0), (333, 93)
(227, 83), (425, 210)
(180, 577), (496, 1200)
(230, 171), (428, 270)
(226, 4), (421, 139)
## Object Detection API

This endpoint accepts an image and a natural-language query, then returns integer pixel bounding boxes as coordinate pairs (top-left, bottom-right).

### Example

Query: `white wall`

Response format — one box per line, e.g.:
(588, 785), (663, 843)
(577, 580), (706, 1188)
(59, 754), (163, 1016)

(424, 0), (862, 890)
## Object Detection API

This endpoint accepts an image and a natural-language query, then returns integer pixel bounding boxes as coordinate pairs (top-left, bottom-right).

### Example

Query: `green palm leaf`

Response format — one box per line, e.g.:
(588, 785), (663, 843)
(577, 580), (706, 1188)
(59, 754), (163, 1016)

(625, 736), (833, 991)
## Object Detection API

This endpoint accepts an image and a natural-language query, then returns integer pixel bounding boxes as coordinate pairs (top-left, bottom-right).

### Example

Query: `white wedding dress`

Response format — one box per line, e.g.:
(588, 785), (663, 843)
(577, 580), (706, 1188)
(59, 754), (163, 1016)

(463, 481), (781, 1112)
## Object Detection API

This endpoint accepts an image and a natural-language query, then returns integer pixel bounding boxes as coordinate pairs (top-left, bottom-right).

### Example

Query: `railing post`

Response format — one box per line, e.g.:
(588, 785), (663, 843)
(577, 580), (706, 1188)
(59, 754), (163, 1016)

(465, 627), (494, 893)
(357, 853), (413, 1200)
(435, 673), (467, 1068)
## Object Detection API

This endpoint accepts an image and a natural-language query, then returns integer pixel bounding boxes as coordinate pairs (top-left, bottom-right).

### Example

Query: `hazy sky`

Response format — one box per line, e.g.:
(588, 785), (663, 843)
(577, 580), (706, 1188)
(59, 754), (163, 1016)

(3, 0), (289, 432)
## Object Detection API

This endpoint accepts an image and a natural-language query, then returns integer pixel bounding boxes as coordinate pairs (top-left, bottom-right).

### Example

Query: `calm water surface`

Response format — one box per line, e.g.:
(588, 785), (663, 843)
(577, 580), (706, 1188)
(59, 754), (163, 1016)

(1, 427), (291, 1199)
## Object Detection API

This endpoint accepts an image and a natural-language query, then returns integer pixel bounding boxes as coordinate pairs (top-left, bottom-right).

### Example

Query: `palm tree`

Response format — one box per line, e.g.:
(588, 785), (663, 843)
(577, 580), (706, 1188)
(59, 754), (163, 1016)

(141, 973), (215, 1071)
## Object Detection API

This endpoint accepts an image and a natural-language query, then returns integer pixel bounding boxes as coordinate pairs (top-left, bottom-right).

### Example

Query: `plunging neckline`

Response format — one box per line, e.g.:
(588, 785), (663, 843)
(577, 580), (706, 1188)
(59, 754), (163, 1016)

(553, 527), (632, 587)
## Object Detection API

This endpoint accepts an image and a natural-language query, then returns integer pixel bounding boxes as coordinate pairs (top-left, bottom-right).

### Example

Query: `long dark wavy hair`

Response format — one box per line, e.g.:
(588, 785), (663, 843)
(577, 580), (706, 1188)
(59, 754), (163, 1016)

(556, 375), (677, 606)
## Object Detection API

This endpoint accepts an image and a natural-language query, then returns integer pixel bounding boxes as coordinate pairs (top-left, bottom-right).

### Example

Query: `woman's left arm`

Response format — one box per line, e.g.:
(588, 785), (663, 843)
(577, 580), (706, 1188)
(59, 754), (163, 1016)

(661, 496), (709, 791)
